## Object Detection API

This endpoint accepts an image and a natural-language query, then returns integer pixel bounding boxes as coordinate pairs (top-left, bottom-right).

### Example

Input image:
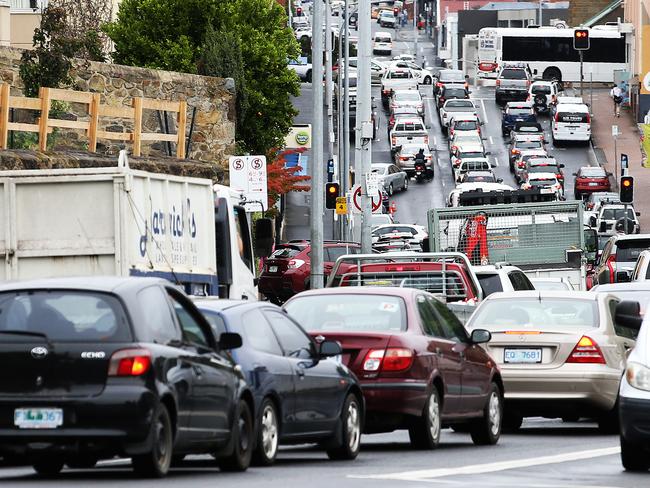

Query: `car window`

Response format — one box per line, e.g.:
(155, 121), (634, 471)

(430, 298), (469, 342)
(416, 295), (445, 337)
(615, 240), (650, 262)
(169, 293), (211, 348)
(509, 271), (534, 290)
(477, 273), (503, 297)
(608, 299), (638, 340)
(265, 310), (313, 358)
(327, 246), (359, 262)
(136, 286), (180, 343)
(200, 309), (227, 338)
(241, 309), (283, 355)
(500, 68), (527, 80)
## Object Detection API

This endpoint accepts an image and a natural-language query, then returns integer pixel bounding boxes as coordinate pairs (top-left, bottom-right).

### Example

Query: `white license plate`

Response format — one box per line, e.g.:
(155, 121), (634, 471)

(14, 408), (63, 429)
(504, 348), (542, 364)
(268, 266), (278, 273)
(588, 182), (599, 186)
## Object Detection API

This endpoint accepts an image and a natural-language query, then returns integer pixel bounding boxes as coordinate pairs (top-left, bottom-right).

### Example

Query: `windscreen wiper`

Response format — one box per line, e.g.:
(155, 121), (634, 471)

(0, 330), (51, 343)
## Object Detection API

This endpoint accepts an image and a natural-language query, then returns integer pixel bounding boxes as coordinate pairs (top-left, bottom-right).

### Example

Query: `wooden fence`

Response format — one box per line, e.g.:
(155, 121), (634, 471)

(0, 84), (188, 158)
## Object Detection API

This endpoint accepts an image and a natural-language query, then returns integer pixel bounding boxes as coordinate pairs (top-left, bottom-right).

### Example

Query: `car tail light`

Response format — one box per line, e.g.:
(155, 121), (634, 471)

(399, 156), (409, 161)
(439, 97), (445, 104)
(424, 136), (429, 144)
(108, 348), (152, 376)
(451, 145), (457, 152)
(391, 136), (397, 145)
(566, 336), (606, 364)
(391, 103), (397, 108)
(363, 348), (414, 372)
(556, 173), (563, 180)
(518, 161), (525, 169)
(389, 116), (394, 126)
(496, 79), (501, 87)
(287, 259), (306, 269)
(383, 89), (390, 95)
(436, 82), (443, 88)
(606, 254), (616, 282)
(511, 149), (520, 155)
(586, 113), (591, 124)
(526, 80), (531, 87)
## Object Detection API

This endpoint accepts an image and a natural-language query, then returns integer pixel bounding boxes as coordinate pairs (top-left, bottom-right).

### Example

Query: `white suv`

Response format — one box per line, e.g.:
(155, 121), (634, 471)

(473, 264), (535, 297)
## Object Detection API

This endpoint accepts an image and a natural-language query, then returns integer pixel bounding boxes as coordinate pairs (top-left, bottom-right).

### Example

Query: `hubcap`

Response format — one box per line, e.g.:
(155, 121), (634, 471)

(238, 411), (250, 452)
(427, 393), (441, 441)
(261, 405), (278, 459)
(488, 391), (501, 436)
(154, 414), (170, 468)
(346, 401), (361, 451)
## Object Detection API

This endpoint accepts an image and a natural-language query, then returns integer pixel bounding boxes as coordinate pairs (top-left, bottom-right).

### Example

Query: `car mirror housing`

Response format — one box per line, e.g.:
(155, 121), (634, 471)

(615, 300), (643, 331)
(219, 332), (243, 350)
(470, 329), (491, 344)
(319, 340), (342, 357)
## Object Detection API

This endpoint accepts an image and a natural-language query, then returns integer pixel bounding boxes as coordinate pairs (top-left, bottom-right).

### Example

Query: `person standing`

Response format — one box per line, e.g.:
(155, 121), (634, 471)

(611, 84), (623, 118)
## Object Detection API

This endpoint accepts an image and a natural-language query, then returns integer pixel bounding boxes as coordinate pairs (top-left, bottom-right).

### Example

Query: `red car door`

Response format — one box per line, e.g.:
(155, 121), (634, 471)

(416, 295), (462, 414)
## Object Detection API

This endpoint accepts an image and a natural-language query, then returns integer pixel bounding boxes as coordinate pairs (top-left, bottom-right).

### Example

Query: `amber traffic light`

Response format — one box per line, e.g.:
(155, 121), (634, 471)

(620, 176), (634, 203)
(325, 182), (339, 209)
(573, 29), (590, 50)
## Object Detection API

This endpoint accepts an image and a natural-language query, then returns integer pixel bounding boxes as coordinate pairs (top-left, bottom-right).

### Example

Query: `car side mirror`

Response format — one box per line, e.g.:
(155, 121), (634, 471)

(572, 172), (577, 176)
(615, 300), (643, 331)
(559, 164), (565, 168)
(485, 151), (491, 155)
(319, 339), (342, 357)
(599, 221), (607, 233)
(470, 329), (491, 344)
(616, 271), (631, 283)
(588, 215), (597, 227)
(219, 332), (243, 350)
(254, 218), (274, 258)
(607, 172), (613, 176)
(636, 211), (641, 217)
(497, 178), (503, 183)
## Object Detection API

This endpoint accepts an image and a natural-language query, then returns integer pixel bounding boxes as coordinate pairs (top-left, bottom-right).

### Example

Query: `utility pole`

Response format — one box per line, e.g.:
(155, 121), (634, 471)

(579, 50), (584, 99)
(342, 0), (351, 241)
(325, 0), (335, 239)
(414, 0), (419, 64)
(357, 0), (372, 253)
(310, 0), (325, 288)
(538, 0), (543, 26)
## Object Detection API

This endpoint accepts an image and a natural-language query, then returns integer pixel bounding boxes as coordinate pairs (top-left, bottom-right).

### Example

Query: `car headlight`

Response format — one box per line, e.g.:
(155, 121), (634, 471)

(626, 362), (650, 392)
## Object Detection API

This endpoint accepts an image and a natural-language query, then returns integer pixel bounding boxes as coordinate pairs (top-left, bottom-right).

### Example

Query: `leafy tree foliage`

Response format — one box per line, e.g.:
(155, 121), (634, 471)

(266, 148), (311, 213)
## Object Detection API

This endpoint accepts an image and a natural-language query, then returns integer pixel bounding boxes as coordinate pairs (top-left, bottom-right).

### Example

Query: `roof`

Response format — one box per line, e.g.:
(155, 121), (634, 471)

(480, 1), (569, 10)
(591, 282), (650, 293)
(555, 103), (589, 112)
(0, 276), (168, 294)
(285, 286), (422, 301)
(486, 290), (598, 301)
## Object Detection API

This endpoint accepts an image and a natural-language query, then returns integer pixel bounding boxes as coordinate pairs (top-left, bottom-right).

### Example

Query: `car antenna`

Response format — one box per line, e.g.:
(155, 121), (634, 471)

(538, 292), (542, 303)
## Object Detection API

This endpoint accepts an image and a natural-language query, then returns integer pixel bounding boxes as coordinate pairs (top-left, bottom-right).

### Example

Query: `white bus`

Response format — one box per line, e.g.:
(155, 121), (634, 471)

(477, 25), (630, 83)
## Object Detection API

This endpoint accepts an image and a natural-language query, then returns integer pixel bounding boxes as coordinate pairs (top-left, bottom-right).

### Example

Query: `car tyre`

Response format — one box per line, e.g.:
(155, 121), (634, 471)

(502, 412), (523, 432)
(306, 70), (312, 83)
(132, 404), (173, 478)
(409, 387), (441, 449)
(403, 177), (409, 191)
(621, 435), (650, 471)
(597, 405), (619, 434)
(66, 456), (98, 469)
(217, 399), (254, 472)
(326, 393), (362, 460)
(470, 383), (502, 446)
(387, 183), (394, 196)
(33, 459), (64, 476)
(252, 398), (280, 466)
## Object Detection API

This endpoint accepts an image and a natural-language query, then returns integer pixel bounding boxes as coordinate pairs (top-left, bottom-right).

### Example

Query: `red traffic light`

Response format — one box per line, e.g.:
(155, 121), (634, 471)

(620, 175), (634, 203)
(573, 29), (590, 50)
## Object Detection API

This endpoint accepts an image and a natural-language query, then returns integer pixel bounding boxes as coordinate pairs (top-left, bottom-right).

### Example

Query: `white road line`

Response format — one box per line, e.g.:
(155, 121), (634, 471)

(433, 136), (438, 147)
(437, 157), (442, 169)
(493, 157), (499, 167)
(480, 98), (488, 123)
(348, 446), (620, 482)
(426, 97), (435, 127)
(489, 136), (494, 145)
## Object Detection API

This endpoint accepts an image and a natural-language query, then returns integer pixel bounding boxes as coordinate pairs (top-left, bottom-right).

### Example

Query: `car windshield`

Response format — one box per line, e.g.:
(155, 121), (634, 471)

(517, 141), (542, 150)
(395, 122), (425, 131)
(465, 174), (495, 182)
(270, 246), (303, 258)
(371, 166), (388, 175)
(615, 240), (650, 262)
(500, 68), (527, 80)
(532, 85), (552, 94)
(470, 298), (597, 330)
(580, 168), (607, 177)
(444, 88), (467, 98)
(0, 291), (131, 342)
(601, 208), (636, 221)
(455, 120), (478, 130)
(532, 281), (570, 291)
(460, 151), (484, 159)
(529, 165), (557, 173)
(402, 144), (427, 154)
(285, 295), (407, 332)
(529, 178), (556, 187)
(389, 71), (410, 79)
(395, 92), (421, 102)
(440, 71), (465, 82)
(374, 226), (417, 236)
(508, 108), (532, 116)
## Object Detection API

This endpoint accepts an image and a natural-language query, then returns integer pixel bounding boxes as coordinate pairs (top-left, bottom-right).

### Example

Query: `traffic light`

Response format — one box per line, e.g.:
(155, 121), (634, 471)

(325, 182), (339, 209)
(620, 176), (634, 203)
(573, 29), (590, 50)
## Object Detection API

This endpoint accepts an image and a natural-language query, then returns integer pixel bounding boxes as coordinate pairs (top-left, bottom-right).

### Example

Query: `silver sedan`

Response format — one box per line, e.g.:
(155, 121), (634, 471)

(371, 163), (408, 195)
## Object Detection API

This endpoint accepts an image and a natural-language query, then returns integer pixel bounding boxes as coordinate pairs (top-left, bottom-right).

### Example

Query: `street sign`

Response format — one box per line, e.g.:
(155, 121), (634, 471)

(229, 155), (268, 211)
(612, 125), (619, 137)
(365, 172), (380, 194)
(335, 196), (347, 215)
(621, 153), (628, 176)
(350, 184), (382, 214)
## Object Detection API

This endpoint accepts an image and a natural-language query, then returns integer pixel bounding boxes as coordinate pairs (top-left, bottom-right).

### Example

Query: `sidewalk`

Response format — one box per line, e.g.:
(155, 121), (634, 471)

(590, 89), (650, 230)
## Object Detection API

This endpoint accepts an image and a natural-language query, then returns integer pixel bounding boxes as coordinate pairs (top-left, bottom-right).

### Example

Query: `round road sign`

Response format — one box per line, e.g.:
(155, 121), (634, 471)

(353, 186), (382, 212)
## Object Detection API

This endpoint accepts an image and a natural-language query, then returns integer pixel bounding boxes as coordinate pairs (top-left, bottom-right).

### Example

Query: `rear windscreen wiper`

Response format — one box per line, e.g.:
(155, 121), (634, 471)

(0, 330), (51, 343)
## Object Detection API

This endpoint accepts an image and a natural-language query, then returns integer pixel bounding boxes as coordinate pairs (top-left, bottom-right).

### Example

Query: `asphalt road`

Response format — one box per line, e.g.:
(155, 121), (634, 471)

(0, 419), (647, 487)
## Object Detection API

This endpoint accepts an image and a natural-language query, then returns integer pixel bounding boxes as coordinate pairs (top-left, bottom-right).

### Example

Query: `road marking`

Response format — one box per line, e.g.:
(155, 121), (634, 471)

(480, 99), (488, 123)
(433, 135), (437, 147)
(493, 157), (499, 167)
(489, 136), (494, 145)
(437, 157), (442, 168)
(426, 96), (435, 127)
(349, 446), (620, 481)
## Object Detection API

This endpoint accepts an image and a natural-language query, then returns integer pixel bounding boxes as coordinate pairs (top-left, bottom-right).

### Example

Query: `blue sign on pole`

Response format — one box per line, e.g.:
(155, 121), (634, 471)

(621, 153), (628, 176)
(327, 158), (334, 182)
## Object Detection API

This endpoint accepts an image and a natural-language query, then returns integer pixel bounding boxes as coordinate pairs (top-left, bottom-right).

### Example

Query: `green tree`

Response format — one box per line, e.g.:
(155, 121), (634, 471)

(104, 0), (300, 154)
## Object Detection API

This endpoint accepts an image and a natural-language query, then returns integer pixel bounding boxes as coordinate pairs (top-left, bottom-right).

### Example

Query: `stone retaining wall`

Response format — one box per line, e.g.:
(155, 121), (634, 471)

(0, 46), (236, 165)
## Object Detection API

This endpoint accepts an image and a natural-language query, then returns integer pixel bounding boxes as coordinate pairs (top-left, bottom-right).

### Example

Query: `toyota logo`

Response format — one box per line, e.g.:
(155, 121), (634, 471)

(30, 346), (49, 359)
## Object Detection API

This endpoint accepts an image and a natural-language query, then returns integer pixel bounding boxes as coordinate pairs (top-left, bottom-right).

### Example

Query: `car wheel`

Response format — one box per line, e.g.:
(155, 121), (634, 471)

(33, 459), (64, 476)
(252, 399), (279, 466)
(574, 192), (580, 200)
(132, 404), (173, 478)
(424, 76), (432, 85)
(306, 70), (312, 83)
(470, 383), (502, 446)
(217, 399), (254, 471)
(66, 456), (98, 469)
(621, 435), (650, 471)
(387, 183), (393, 196)
(597, 405), (619, 434)
(326, 393), (362, 460)
(403, 177), (409, 191)
(409, 387), (441, 449)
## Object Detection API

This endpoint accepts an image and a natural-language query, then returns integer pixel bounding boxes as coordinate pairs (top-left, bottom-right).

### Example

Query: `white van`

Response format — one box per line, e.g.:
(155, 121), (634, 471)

(373, 32), (393, 55)
(552, 102), (591, 144)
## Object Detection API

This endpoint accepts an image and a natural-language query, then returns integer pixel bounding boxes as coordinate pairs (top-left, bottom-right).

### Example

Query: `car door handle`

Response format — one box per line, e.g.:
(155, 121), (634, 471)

(193, 366), (204, 376)
(435, 347), (443, 358)
(296, 369), (305, 379)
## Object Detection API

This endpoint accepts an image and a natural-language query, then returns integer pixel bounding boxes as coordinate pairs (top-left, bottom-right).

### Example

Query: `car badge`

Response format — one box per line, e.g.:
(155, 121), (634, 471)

(30, 346), (49, 359)
(35, 376), (44, 387)
(314, 335), (325, 344)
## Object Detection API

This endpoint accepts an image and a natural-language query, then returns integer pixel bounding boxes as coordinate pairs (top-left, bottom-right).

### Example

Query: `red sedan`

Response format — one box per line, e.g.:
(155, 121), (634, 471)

(284, 287), (503, 449)
(574, 166), (611, 199)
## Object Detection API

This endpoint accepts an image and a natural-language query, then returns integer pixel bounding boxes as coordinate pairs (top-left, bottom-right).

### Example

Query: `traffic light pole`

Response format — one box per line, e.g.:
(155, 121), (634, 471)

(579, 50), (584, 100)
(310, 0), (324, 289)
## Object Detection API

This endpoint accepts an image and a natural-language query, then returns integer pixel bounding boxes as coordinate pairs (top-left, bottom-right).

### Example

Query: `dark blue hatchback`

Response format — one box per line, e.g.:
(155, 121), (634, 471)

(195, 299), (363, 466)
(501, 102), (536, 136)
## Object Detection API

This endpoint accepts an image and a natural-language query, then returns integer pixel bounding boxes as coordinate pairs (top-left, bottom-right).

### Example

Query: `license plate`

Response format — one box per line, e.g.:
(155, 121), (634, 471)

(14, 408), (63, 429)
(504, 348), (542, 363)
(588, 182), (599, 186)
(268, 266), (278, 273)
